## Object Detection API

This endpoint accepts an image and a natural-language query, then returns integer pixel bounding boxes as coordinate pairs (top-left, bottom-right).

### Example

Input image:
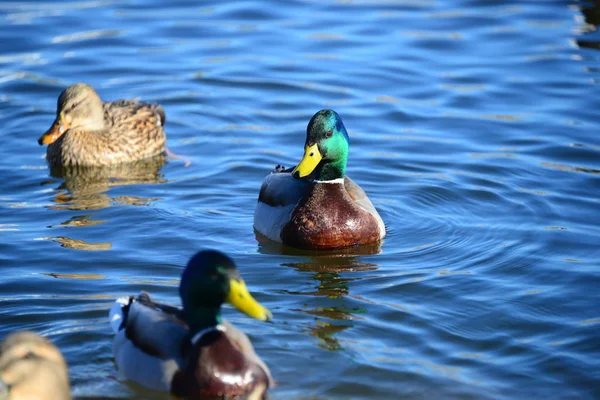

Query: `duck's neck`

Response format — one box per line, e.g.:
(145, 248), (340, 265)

(314, 158), (346, 181)
(186, 307), (222, 334)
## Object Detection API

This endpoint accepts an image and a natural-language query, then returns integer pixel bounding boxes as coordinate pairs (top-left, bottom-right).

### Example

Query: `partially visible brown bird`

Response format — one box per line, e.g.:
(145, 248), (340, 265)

(0, 331), (71, 400)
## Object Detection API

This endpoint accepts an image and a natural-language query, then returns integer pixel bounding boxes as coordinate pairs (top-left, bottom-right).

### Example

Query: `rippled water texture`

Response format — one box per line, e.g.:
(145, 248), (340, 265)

(1, 0), (599, 399)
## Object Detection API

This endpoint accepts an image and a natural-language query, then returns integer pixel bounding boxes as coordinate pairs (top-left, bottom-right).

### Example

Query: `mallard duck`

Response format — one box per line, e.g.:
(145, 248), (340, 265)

(254, 109), (385, 250)
(0, 331), (71, 400)
(38, 83), (166, 167)
(109, 250), (273, 399)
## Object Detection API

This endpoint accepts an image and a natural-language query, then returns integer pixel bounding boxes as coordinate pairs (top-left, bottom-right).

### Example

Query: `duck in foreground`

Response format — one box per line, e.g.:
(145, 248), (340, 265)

(254, 109), (385, 250)
(109, 250), (273, 399)
(38, 83), (166, 167)
(0, 331), (71, 400)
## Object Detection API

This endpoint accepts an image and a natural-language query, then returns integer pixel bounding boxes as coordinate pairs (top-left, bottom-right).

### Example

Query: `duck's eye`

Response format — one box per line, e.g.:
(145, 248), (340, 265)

(324, 130), (333, 138)
(70, 102), (79, 110)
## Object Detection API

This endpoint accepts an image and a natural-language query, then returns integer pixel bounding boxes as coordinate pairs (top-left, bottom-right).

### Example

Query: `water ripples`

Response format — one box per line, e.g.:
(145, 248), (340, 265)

(0, 0), (599, 399)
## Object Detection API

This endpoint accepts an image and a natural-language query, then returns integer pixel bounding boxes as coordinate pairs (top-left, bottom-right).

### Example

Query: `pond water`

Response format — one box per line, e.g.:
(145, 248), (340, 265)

(0, 0), (599, 399)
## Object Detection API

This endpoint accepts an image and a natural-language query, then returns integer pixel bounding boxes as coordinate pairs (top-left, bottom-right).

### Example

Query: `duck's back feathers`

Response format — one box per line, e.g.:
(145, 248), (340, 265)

(111, 293), (187, 391)
(254, 173), (311, 242)
(101, 99), (166, 160)
(122, 292), (188, 358)
(257, 172), (311, 208)
(47, 99), (166, 167)
(113, 329), (182, 392)
(104, 99), (166, 130)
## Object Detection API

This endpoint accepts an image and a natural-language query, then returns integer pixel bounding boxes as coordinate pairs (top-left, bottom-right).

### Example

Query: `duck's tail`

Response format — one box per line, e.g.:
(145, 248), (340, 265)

(109, 296), (132, 333)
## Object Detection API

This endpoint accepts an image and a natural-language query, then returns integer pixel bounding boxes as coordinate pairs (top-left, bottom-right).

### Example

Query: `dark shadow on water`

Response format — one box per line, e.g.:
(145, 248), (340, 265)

(578, 0), (600, 50)
(254, 230), (383, 258)
(581, 0), (600, 27)
(40, 154), (167, 212)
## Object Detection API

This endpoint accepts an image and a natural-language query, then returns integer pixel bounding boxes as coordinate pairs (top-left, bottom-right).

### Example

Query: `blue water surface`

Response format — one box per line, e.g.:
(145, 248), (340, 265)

(0, 0), (599, 399)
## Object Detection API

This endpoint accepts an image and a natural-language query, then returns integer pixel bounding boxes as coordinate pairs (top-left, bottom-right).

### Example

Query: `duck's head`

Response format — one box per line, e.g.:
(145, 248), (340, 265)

(292, 109), (349, 181)
(38, 83), (105, 146)
(179, 250), (272, 333)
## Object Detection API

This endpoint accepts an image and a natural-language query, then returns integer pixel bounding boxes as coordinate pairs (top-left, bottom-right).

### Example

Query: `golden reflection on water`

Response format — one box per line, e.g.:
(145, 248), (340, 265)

(44, 236), (112, 251)
(48, 215), (107, 228)
(43, 154), (167, 211)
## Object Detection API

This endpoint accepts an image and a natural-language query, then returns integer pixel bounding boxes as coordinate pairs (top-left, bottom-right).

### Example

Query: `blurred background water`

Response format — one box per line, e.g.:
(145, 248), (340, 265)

(0, 0), (599, 398)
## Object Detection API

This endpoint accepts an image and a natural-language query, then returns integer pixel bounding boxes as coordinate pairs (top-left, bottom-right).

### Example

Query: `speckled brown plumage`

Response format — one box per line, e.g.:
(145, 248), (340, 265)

(41, 83), (166, 167)
(281, 181), (381, 249)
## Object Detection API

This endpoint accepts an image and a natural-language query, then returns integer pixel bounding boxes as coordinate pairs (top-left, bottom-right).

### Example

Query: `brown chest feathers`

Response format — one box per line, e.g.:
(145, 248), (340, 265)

(281, 182), (381, 249)
(171, 330), (269, 399)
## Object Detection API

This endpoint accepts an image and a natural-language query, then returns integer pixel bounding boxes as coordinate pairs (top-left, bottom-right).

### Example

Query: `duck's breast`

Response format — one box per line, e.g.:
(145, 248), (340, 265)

(172, 328), (270, 399)
(281, 181), (383, 249)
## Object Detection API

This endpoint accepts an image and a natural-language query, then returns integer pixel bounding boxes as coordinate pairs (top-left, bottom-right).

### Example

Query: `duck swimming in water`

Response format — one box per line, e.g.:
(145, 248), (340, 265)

(109, 250), (273, 398)
(254, 109), (385, 250)
(38, 83), (166, 167)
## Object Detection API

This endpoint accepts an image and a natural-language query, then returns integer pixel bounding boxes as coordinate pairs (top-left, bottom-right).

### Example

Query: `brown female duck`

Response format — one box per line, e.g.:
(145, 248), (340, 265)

(38, 83), (166, 167)
(0, 331), (71, 400)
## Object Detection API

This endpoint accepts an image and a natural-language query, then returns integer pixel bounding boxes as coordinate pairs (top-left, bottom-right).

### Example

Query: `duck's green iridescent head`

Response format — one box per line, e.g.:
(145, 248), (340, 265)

(179, 250), (271, 333)
(292, 109), (349, 181)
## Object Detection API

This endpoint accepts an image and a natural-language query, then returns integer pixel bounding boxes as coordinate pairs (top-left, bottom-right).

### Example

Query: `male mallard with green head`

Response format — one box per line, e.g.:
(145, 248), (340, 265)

(109, 250), (273, 399)
(38, 83), (166, 167)
(254, 109), (385, 250)
(0, 331), (71, 400)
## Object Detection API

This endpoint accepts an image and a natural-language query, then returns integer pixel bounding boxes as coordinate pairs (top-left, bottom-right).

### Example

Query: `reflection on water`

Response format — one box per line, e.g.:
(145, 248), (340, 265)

(48, 215), (107, 228)
(44, 236), (112, 251)
(283, 254), (379, 351)
(1, 0), (599, 398)
(256, 233), (381, 350)
(284, 257), (379, 299)
(42, 273), (106, 280)
(43, 154), (167, 211)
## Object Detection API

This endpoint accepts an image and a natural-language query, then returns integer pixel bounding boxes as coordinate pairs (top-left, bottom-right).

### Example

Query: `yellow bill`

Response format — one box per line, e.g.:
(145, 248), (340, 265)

(38, 112), (69, 146)
(291, 143), (322, 178)
(227, 279), (272, 321)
